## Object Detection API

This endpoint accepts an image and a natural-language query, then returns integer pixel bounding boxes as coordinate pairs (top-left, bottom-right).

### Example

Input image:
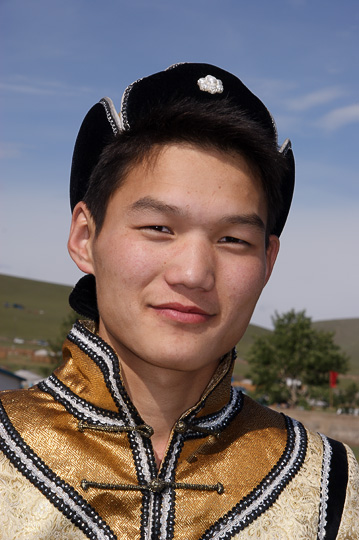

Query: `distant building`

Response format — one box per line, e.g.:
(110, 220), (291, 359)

(14, 369), (44, 388)
(0, 367), (26, 391)
(32, 348), (52, 364)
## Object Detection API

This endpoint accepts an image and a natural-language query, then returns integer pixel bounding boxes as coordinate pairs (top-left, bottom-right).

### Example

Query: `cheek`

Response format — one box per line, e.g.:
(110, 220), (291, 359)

(94, 235), (163, 289)
(222, 258), (267, 307)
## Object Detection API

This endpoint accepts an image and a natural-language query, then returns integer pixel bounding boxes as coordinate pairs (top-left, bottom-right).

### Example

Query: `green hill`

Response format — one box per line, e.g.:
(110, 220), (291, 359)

(313, 319), (359, 376)
(0, 274), (73, 344)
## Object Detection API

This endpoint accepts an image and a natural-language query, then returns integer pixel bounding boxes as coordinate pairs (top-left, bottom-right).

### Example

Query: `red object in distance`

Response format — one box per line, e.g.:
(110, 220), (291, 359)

(329, 371), (338, 388)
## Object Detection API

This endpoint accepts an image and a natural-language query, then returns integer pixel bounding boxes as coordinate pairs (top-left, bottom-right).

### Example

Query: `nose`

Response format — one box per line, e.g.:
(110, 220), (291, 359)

(164, 236), (215, 291)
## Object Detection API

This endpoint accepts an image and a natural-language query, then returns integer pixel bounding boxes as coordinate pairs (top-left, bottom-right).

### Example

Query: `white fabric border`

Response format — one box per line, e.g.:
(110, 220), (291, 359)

(208, 419), (304, 540)
(317, 433), (332, 540)
(0, 420), (113, 540)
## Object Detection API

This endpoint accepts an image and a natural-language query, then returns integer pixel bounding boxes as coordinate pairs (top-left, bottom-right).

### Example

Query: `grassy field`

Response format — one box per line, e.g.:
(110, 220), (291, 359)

(0, 274), (73, 345)
(286, 408), (359, 459)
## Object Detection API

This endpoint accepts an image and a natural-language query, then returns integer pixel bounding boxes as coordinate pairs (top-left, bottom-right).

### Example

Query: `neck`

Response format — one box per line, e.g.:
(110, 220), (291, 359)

(119, 356), (220, 468)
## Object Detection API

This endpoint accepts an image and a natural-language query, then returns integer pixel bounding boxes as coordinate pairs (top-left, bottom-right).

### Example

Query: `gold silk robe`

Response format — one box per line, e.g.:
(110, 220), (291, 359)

(0, 320), (358, 539)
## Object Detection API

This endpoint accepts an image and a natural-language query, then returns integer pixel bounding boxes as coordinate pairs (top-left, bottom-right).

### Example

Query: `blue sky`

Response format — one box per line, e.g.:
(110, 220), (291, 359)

(1, 0), (358, 328)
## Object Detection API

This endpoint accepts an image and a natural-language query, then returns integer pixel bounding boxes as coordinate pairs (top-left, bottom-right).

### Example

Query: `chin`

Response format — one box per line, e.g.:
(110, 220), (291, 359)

(147, 345), (224, 373)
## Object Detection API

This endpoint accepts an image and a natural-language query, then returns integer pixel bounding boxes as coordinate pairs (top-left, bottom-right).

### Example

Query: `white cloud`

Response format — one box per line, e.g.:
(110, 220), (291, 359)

(0, 142), (23, 159)
(273, 114), (303, 135)
(286, 87), (345, 112)
(0, 82), (55, 96)
(0, 78), (92, 98)
(249, 77), (297, 105)
(318, 104), (359, 131)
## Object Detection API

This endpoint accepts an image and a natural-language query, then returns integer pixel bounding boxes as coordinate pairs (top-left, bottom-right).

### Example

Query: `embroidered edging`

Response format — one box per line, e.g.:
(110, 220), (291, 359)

(39, 374), (128, 427)
(99, 98), (120, 136)
(68, 322), (143, 426)
(185, 386), (243, 439)
(68, 323), (157, 484)
(200, 416), (307, 539)
(0, 401), (116, 540)
(157, 433), (184, 540)
(67, 323), (159, 540)
(317, 434), (332, 540)
(120, 75), (145, 130)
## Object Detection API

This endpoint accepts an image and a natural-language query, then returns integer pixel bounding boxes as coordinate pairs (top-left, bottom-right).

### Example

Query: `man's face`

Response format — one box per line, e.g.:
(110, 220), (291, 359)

(73, 144), (279, 376)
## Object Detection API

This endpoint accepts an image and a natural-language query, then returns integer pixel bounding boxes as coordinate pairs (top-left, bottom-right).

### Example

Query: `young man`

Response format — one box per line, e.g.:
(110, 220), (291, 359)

(0, 63), (358, 539)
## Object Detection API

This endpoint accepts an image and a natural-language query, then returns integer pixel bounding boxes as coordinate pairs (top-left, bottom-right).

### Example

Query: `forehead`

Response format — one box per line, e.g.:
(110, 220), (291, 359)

(105, 143), (267, 225)
(124, 142), (263, 191)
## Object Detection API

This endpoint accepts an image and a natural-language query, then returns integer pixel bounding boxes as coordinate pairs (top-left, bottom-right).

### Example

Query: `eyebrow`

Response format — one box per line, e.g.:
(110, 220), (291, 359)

(219, 214), (266, 231)
(128, 196), (185, 216)
(128, 196), (265, 231)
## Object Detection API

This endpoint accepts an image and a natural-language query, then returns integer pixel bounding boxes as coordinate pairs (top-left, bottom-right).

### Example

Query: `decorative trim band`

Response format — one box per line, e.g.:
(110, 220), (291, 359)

(0, 401), (116, 540)
(318, 434), (332, 539)
(200, 416), (307, 539)
(39, 374), (128, 428)
(317, 436), (349, 540)
(185, 386), (243, 438)
(68, 323), (141, 424)
(99, 98), (120, 136)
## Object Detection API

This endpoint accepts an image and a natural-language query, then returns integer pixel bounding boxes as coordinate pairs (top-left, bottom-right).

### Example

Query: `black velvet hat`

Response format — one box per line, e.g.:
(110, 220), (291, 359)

(69, 62), (295, 319)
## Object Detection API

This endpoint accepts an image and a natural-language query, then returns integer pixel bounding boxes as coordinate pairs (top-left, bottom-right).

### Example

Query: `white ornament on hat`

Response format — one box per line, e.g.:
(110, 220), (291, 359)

(197, 75), (224, 94)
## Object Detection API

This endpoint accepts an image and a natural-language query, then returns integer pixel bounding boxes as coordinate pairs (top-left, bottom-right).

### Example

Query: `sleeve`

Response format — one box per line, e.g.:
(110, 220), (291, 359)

(0, 451), (87, 540)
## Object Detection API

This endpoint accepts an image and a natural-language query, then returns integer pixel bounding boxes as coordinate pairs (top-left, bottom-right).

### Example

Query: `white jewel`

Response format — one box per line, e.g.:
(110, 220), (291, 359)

(197, 75), (224, 94)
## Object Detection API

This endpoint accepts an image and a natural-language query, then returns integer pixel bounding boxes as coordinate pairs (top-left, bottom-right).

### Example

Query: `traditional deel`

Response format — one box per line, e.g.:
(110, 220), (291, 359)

(0, 320), (358, 540)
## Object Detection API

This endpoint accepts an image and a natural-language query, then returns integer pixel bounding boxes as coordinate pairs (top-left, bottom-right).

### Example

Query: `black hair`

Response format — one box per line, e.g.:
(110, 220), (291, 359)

(83, 97), (288, 237)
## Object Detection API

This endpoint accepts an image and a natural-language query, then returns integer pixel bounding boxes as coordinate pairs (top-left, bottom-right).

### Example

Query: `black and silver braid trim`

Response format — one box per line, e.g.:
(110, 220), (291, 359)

(68, 321), (142, 424)
(0, 401), (116, 540)
(39, 374), (128, 428)
(200, 416), (307, 539)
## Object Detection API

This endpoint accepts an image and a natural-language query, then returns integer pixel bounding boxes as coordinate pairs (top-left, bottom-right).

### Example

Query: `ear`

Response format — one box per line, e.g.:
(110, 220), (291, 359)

(264, 235), (280, 286)
(67, 202), (96, 275)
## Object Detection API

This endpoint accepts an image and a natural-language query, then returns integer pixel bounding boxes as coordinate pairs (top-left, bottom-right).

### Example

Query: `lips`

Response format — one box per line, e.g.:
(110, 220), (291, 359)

(151, 302), (214, 324)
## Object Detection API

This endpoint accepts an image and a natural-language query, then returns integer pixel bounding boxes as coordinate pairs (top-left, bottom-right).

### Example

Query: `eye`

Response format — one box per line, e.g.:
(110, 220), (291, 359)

(142, 225), (173, 234)
(218, 236), (248, 245)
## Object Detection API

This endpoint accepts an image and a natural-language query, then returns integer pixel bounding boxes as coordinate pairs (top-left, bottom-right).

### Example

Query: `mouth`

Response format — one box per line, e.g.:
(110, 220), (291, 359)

(151, 303), (215, 324)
